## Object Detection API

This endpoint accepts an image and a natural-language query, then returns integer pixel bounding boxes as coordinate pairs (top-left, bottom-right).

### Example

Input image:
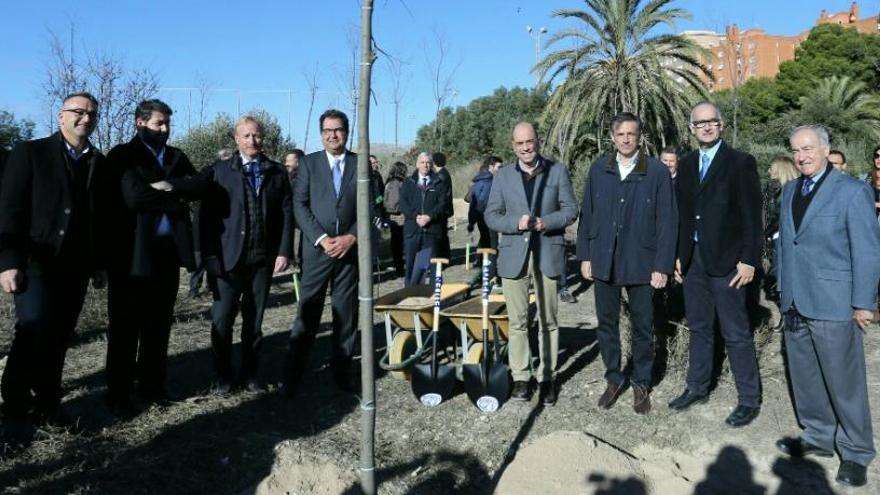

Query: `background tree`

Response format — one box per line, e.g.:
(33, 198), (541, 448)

(535, 0), (712, 163)
(174, 111), (296, 169)
(0, 111), (36, 149)
(423, 28), (461, 150)
(42, 26), (159, 151)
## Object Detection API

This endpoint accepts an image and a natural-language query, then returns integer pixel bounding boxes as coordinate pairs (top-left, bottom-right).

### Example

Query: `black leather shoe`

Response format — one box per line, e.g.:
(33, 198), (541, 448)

(539, 381), (557, 406)
(725, 405), (760, 427)
(334, 372), (357, 394)
(210, 381), (232, 396)
(775, 437), (833, 458)
(240, 379), (263, 393)
(836, 460), (867, 487)
(511, 381), (532, 401)
(105, 396), (141, 421)
(668, 389), (708, 412)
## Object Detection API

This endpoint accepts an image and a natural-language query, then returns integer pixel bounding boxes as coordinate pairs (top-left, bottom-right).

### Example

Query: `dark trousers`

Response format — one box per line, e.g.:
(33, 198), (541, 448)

(106, 240), (180, 400)
(389, 223), (405, 275)
(594, 279), (654, 387)
(285, 248), (358, 387)
(683, 248), (761, 407)
(784, 311), (875, 466)
(189, 265), (205, 295)
(1, 266), (89, 416)
(404, 234), (435, 287)
(208, 262), (271, 383)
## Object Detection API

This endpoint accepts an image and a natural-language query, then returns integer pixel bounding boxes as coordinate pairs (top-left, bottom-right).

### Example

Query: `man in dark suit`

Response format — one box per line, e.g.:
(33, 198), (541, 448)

(775, 125), (879, 488)
(669, 102), (763, 428)
(399, 152), (451, 287)
(283, 109), (363, 395)
(577, 113), (678, 415)
(0, 92), (112, 427)
(106, 99), (207, 412)
(200, 116), (292, 394)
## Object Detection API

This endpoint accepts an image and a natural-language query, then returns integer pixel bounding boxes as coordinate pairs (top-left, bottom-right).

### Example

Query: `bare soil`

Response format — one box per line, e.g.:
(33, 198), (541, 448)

(1, 215), (878, 494)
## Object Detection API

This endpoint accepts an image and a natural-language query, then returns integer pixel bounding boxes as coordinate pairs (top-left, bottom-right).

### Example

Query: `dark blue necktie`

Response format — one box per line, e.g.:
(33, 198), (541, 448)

(801, 176), (814, 196)
(243, 161), (262, 192)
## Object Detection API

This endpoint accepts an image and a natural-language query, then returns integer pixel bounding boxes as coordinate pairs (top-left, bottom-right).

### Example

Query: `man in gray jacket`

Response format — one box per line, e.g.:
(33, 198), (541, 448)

(775, 124), (880, 488)
(485, 122), (577, 405)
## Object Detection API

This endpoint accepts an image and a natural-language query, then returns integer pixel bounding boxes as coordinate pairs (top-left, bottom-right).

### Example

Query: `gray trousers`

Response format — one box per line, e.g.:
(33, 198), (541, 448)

(784, 311), (875, 466)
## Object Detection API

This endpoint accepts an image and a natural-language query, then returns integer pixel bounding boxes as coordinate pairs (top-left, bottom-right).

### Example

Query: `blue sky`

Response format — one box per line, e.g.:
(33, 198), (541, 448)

(2, 1), (876, 152)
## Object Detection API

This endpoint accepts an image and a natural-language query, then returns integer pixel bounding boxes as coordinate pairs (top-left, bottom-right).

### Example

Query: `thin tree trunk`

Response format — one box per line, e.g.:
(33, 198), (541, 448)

(356, 1), (377, 493)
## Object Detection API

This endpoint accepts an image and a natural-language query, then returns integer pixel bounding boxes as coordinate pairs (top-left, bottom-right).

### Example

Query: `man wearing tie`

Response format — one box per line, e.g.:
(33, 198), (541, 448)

(283, 109), (363, 395)
(107, 99), (207, 412)
(669, 102), (763, 428)
(775, 125), (879, 488)
(199, 116), (292, 394)
(399, 152), (451, 287)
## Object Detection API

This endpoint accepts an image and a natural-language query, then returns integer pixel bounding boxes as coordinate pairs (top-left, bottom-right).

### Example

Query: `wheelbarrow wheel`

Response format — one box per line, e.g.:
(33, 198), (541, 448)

(464, 342), (483, 365)
(390, 330), (417, 381)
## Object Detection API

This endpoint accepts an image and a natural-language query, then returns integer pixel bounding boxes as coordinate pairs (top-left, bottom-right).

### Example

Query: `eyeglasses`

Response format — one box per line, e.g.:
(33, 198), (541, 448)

(321, 127), (346, 135)
(874, 152), (880, 159)
(62, 108), (98, 120)
(690, 119), (720, 129)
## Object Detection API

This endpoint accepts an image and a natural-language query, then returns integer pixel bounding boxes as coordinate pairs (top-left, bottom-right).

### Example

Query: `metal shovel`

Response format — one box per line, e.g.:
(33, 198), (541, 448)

(411, 258), (456, 406)
(463, 248), (509, 412)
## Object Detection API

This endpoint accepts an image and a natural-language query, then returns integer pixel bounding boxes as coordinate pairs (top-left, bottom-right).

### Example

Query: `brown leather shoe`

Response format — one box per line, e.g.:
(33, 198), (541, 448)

(633, 385), (651, 415)
(597, 380), (626, 410)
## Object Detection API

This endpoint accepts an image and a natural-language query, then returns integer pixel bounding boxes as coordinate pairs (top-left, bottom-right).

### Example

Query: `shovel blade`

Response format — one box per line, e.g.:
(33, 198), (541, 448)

(463, 363), (510, 412)
(411, 363), (456, 406)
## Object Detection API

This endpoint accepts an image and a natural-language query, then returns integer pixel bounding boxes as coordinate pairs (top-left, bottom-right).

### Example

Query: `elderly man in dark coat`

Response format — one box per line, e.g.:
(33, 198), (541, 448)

(577, 112), (678, 415)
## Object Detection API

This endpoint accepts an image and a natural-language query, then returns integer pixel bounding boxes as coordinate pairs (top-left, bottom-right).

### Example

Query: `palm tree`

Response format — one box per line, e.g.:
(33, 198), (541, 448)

(796, 76), (880, 144)
(535, 0), (712, 162)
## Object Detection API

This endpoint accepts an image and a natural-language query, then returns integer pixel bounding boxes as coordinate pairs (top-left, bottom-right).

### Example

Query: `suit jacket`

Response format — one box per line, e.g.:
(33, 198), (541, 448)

(109, 136), (207, 277)
(400, 170), (452, 239)
(293, 150), (360, 261)
(0, 132), (111, 273)
(676, 141), (762, 276)
(0, 147), (8, 191)
(576, 153), (678, 285)
(199, 153), (293, 275)
(484, 156), (578, 278)
(778, 168), (880, 321)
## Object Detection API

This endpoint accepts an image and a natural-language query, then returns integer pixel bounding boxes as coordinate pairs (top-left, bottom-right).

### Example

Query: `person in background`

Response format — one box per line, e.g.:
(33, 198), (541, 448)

(660, 146), (680, 183)
(827, 150), (847, 172)
(869, 167), (880, 220)
(383, 161), (408, 277)
(467, 156), (502, 284)
(762, 156), (799, 302)
(431, 152), (453, 260)
(189, 148), (233, 298)
(400, 152), (451, 287)
(284, 149), (304, 269)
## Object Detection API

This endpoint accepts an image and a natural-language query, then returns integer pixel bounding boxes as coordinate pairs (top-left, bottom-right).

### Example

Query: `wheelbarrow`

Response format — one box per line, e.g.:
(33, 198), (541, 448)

(376, 283), (470, 380)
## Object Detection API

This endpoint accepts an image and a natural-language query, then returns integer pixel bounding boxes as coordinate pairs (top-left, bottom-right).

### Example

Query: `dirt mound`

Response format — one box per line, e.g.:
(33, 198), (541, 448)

(245, 449), (357, 495)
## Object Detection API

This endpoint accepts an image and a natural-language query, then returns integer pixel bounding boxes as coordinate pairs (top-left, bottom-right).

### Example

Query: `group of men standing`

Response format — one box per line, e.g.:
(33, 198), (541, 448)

(0, 95), (364, 433)
(0, 94), (876, 487)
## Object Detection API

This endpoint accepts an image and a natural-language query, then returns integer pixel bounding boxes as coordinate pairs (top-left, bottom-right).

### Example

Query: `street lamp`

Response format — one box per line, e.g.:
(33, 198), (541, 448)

(526, 25), (548, 86)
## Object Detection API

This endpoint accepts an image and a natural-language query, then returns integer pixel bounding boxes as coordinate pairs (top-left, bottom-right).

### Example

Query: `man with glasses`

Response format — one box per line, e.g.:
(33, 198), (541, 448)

(0, 92), (112, 433)
(774, 125), (879, 487)
(669, 102), (763, 428)
(282, 109), (363, 396)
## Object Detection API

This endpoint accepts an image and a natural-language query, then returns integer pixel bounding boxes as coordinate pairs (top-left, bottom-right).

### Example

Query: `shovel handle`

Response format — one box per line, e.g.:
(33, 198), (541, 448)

(430, 259), (447, 334)
(476, 248), (496, 256)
